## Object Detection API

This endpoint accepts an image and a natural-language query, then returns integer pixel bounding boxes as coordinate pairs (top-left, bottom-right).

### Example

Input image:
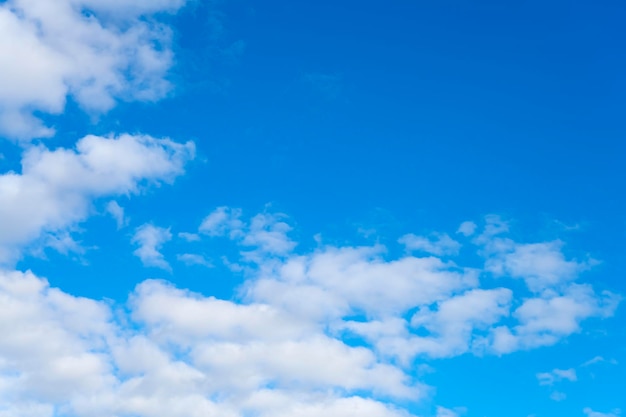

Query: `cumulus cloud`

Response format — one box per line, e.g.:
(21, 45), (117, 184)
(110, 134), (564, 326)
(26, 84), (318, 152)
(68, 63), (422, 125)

(485, 240), (593, 292)
(199, 206), (244, 237)
(0, 0), (188, 140)
(198, 208), (296, 262)
(0, 208), (621, 416)
(399, 233), (461, 256)
(489, 284), (620, 354)
(0, 134), (194, 264)
(132, 224), (173, 270)
(0, 270), (422, 417)
(189, 207), (622, 363)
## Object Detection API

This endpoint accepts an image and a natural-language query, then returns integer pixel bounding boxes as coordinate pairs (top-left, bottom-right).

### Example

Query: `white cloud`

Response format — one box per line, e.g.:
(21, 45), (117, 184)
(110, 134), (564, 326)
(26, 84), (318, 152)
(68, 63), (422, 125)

(0, 269), (114, 412)
(537, 368), (577, 386)
(0, 0), (187, 140)
(456, 221), (477, 237)
(0, 270), (422, 417)
(485, 240), (593, 292)
(581, 356), (618, 367)
(0, 133), (194, 264)
(177, 253), (213, 267)
(0, 211), (621, 417)
(199, 206), (244, 237)
(399, 233), (461, 256)
(241, 392), (411, 417)
(436, 406), (463, 417)
(248, 245), (478, 323)
(199, 208), (296, 262)
(242, 212), (297, 258)
(106, 200), (126, 229)
(490, 284), (620, 354)
(583, 408), (621, 417)
(132, 224), (173, 270)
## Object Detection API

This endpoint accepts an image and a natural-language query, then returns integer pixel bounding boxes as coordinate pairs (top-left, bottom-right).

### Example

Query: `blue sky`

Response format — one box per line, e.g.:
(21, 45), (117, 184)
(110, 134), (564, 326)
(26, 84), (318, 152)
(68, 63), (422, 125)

(0, 1), (624, 417)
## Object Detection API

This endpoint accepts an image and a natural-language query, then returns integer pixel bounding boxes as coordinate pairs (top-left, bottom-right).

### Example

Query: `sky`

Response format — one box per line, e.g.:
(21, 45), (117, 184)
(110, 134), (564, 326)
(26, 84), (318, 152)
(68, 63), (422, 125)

(0, 1), (625, 416)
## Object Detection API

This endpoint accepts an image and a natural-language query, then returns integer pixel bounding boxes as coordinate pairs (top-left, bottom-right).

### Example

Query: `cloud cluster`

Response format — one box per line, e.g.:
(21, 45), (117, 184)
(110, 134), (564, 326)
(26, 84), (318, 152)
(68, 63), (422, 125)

(0, 269), (417, 417)
(0, 0), (187, 140)
(181, 209), (621, 365)
(0, 134), (194, 263)
(4, 208), (618, 416)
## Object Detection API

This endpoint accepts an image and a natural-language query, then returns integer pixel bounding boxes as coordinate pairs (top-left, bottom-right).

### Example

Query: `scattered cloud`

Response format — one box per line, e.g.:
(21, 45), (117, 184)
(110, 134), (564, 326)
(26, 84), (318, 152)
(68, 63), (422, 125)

(582, 356), (618, 367)
(199, 206), (244, 237)
(177, 253), (213, 267)
(537, 368), (577, 386)
(0, 134), (194, 264)
(0, 0), (188, 140)
(132, 224), (173, 270)
(399, 233), (461, 256)
(485, 240), (594, 292)
(436, 406), (465, 417)
(0, 206), (621, 416)
(457, 221), (477, 237)
(584, 408), (621, 417)
(106, 200), (127, 229)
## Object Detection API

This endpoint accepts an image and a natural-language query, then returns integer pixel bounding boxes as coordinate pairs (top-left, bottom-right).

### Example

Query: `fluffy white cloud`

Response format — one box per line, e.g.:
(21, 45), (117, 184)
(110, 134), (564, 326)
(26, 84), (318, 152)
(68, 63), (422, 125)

(0, 270), (422, 417)
(399, 233), (461, 256)
(0, 0), (187, 140)
(187, 208), (621, 362)
(490, 284), (620, 354)
(0, 134), (194, 263)
(248, 246), (478, 322)
(485, 240), (593, 292)
(0, 208), (621, 417)
(199, 206), (244, 237)
(132, 224), (173, 270)
(0, 269), (114, 414)
(199, 208), (295, 261)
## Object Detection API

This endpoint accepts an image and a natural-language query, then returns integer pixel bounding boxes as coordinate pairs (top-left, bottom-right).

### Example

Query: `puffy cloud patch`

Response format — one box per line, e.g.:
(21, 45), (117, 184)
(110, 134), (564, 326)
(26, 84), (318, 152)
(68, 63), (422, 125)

(0, 0), (188, 140)
(187, 208), (620, 363)
(0, 208), (621, 416)
(399, 233), (461, 256)
(0, 134), (194, 263)
(132, 224), (173, 270)
(0, 270), (422, 417)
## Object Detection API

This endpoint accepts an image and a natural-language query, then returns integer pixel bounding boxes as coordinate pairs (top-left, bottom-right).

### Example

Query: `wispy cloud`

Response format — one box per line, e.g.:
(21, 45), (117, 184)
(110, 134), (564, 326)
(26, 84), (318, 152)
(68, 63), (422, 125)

(132, 224), (173, 270)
